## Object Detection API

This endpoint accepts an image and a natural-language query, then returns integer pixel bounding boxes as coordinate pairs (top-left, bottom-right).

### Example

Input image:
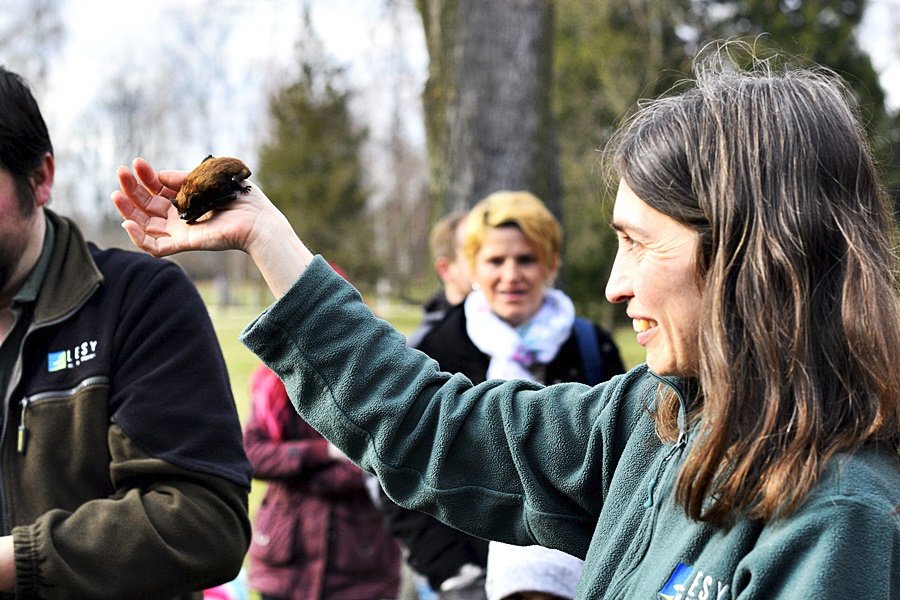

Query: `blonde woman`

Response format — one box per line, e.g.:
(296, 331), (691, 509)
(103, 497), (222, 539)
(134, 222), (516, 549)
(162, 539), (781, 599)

(418, 191), (624, 388)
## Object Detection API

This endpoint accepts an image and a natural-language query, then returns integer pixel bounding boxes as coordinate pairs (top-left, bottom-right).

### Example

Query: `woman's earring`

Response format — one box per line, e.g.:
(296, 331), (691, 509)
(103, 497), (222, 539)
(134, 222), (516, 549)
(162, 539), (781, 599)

(471, 282), (481, 291)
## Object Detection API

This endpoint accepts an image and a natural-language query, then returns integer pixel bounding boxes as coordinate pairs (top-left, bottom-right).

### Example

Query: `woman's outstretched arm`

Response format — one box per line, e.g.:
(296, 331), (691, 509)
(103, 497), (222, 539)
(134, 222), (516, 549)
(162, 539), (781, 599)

(111, 157), (313, 298)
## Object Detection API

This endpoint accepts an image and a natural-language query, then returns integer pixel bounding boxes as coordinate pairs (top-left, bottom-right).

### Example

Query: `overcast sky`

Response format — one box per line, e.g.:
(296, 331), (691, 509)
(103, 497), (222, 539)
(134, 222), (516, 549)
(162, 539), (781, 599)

(42, 0), (428, 146)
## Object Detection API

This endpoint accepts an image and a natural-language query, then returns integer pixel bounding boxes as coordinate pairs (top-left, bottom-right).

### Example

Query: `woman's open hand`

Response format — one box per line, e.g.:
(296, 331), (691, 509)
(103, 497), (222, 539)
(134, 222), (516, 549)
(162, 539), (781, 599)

(111, 157), (267, 257)
(112, 157), (315, 297)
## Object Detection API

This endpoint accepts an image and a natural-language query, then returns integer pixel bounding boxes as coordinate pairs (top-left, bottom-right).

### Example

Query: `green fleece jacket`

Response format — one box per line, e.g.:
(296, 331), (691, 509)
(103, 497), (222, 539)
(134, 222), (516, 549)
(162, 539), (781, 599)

(241, 256), (900, 600)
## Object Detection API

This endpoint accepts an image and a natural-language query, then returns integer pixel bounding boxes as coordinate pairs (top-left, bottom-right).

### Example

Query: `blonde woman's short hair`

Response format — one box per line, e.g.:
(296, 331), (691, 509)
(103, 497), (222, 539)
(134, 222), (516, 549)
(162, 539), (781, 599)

(462, 191), (562, 272)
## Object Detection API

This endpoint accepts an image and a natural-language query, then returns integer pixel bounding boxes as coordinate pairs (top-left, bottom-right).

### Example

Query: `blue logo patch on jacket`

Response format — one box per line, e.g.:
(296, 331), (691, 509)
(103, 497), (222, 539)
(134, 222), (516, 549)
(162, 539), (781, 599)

(47, 351), (68, 372)
(659, 563), (693, 599)
(47, 341), (98, 372)
(659, 562), (730, 600)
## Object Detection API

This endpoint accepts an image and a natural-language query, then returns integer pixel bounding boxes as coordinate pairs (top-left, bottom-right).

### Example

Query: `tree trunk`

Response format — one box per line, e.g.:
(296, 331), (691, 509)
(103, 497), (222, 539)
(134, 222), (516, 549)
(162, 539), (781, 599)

(419, 0), (561, 217)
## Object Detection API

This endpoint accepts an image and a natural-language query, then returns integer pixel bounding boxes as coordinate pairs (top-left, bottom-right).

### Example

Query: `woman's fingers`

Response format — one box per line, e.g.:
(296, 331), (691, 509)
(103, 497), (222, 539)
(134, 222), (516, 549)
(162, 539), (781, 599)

(133, 157), (181, 201)
(115, 166), (154, 214)
(119, 218), (165, 257)
(112, 160), (194, 258)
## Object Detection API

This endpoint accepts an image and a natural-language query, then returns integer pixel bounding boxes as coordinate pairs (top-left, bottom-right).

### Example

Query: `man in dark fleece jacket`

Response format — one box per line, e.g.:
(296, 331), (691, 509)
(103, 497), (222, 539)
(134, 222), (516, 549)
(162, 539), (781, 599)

(0, 67), (252, 598)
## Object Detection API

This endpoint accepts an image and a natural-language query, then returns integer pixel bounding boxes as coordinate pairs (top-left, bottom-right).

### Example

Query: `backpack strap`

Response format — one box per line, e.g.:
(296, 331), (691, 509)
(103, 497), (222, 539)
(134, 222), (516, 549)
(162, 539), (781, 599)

(573, 316), (603, 386)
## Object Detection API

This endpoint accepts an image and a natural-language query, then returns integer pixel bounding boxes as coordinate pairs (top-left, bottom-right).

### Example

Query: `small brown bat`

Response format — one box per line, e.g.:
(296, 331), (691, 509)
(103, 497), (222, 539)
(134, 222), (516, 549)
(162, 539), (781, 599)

(173, 155), (252, 223)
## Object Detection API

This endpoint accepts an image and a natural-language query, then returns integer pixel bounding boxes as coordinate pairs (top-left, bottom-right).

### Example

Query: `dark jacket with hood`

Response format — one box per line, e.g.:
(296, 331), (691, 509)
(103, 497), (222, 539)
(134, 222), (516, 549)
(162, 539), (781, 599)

(405, 290), (457, 349)
(3, 211), (252, 599)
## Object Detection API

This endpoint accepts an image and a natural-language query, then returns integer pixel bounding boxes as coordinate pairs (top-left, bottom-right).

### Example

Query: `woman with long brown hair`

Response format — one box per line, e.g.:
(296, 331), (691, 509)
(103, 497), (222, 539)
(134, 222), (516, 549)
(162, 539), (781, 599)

(112, 43), (899, 599)
(607, 49), (900, 526)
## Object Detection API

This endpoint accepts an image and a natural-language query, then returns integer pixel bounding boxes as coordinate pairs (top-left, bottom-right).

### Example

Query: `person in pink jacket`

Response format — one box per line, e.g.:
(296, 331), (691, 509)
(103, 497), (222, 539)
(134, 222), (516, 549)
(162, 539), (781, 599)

(244, 364), (401, 600)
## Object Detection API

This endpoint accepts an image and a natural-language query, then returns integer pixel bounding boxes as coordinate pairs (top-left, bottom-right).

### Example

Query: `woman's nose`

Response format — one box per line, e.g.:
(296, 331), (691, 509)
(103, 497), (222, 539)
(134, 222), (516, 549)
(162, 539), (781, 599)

(500, 260), (520, 281)
(605, 250), (633, 304)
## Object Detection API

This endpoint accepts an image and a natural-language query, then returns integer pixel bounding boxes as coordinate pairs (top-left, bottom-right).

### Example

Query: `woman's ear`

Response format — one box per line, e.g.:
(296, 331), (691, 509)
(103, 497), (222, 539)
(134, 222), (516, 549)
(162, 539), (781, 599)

(30, 152), (55, 207)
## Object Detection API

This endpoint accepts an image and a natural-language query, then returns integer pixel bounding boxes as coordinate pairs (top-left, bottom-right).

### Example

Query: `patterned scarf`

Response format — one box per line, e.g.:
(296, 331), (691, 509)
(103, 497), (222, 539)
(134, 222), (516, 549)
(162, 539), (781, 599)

(464, 287), (575, 382)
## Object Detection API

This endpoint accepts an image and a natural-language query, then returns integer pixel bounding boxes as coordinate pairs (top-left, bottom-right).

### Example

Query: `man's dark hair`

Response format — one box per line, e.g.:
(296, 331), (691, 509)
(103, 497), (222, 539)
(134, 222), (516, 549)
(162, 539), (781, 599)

(0, 66), (53, 212)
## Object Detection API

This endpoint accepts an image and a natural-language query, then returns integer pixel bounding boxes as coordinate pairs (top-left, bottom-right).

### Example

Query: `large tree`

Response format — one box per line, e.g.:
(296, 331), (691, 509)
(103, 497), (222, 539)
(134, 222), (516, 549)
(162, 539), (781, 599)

(415, 0), (895, 321)
(417, 0), (561, 217)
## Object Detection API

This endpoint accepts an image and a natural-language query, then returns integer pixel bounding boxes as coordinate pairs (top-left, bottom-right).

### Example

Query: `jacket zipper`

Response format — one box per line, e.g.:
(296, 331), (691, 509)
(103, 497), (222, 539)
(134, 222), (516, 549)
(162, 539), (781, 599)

(17, 399), (28, 456)
(0, 279), (101, 535)
(643, 429), (687, 508)
(605, 374), (692, 598)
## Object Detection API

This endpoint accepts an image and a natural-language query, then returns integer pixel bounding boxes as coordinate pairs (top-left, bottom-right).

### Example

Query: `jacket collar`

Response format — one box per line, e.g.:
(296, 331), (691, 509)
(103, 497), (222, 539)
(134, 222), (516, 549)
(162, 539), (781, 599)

(649, 371), (699, 436)
(12, 213), (54, 307)
(32, 210), (103, 326)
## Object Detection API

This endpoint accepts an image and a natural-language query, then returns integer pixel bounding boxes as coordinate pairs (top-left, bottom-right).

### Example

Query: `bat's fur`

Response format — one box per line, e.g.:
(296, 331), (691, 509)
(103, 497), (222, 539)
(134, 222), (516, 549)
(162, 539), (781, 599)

(173, 155), (252, 223)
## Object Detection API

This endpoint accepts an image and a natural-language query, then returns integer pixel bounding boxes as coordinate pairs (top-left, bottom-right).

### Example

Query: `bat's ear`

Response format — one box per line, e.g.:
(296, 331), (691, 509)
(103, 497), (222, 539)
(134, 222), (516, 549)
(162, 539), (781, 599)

(201, 154), (214, 163)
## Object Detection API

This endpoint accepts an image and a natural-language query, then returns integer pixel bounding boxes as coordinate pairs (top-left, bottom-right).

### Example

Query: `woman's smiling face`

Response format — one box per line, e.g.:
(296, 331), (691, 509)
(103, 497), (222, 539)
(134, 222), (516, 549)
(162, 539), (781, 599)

(605, 180), (704, 376)
(473, 225), (558, 327)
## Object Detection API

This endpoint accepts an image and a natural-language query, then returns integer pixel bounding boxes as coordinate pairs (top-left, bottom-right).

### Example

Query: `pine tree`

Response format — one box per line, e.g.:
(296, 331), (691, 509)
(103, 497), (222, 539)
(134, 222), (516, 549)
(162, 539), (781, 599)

(256, 59), (378, 286)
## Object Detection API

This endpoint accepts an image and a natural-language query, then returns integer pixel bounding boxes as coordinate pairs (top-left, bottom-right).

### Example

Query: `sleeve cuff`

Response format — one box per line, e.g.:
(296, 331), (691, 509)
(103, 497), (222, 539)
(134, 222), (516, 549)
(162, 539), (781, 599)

(12, 525), (39, 597)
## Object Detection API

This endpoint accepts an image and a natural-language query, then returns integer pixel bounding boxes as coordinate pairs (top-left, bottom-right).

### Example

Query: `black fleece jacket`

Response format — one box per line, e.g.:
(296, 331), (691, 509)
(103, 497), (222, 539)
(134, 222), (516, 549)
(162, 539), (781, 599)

(4, 211), (252, 599)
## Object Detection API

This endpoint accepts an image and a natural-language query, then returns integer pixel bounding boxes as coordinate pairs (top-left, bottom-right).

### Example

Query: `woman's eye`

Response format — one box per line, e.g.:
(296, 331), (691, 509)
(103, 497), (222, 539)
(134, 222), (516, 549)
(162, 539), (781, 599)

(618, 233), (635, 251)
